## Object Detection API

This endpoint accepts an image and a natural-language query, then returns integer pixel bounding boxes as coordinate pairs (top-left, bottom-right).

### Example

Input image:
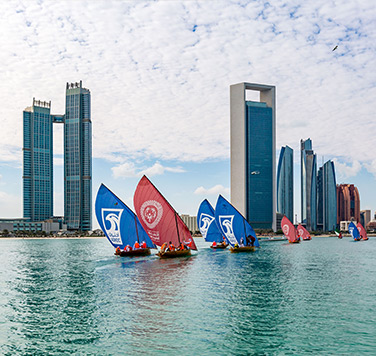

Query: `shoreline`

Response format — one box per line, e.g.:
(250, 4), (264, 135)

(0, 236), (105, 240)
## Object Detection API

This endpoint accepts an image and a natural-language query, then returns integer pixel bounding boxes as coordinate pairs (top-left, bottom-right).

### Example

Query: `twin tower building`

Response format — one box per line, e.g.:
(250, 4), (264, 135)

(23, 81), (92, 231)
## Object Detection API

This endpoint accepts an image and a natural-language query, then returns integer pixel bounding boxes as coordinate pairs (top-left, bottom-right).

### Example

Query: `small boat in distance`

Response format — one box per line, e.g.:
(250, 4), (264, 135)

(214, 195), (259, 253)
(281, 216), (300, 243)
(356, 223), (369, 241)
(133, 175), (197, 258)
(297, 224), (311, 240)
(197, 199), (228, 249)
(348, 222), (361, 241)
(95, 184), (155, 257)
(335, 229), (343, 239)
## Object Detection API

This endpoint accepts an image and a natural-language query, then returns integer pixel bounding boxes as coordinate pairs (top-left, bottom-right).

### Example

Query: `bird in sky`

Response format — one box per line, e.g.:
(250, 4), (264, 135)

(332, 45), (338, 51)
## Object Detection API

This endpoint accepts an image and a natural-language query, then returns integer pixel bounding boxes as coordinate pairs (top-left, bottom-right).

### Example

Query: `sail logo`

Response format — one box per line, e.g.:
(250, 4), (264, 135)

(298, 228), (304, 236)
(199, 213), (214, 239)
(101, 208), (123, 245)
(282, 224), (289, 236)
(140, 200), (163, 229)
(218, 215), (237, 245)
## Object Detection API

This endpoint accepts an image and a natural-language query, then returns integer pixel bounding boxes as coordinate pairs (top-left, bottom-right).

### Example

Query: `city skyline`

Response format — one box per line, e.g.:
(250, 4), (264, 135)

(0, 1), (375, 229)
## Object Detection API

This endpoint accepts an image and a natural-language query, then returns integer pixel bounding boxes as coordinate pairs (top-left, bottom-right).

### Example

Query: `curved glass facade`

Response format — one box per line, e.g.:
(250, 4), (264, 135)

(277, 146), (293, 222)
(323, 161), (337, 231)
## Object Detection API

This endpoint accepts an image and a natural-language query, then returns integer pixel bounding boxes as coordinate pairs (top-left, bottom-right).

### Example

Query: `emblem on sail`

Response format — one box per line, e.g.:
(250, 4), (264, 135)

(140, 200), (163, 229)
(199, 213), (214, 239)
(282, 224), (289, 236)
(101, 208), (123, 245)
(297, 228), (304, 236)
(218, 215), (237, 245)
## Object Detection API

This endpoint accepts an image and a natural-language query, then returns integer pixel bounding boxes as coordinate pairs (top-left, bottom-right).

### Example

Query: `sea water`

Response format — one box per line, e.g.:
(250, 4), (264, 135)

(0, 237), (375, 355)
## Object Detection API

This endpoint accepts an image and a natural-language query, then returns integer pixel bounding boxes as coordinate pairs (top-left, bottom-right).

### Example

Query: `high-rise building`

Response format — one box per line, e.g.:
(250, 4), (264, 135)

(360, 210), (371, 227)
(23, 99), (53, 221)
(277, 146), (293, 222)
(337, 184), (360, 224)
(301, 138), (317, 231)
(64, 81), (92, 231)
(230, 83), (276, 230)
(317, 161), (337, 231)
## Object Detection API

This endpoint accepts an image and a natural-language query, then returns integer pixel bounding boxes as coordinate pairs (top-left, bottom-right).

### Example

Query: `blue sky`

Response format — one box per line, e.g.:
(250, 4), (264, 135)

(0, 0), (375, 229)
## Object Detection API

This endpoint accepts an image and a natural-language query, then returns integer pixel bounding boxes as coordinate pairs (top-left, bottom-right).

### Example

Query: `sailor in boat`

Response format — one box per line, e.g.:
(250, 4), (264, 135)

(211, 241), (217, 248)
(125, 244), (132, 252)
(167, 241), (175, 251)
(184, 239), (193, 249)
(133, 241), (140, 250)
(239, 238), (245, 247)
(233, 243), (239, 249)
(160, 242), (167, 254)
(246, 235), (255, 247)
(115, 246), (121, 255)
(141, 241), (147, 249)
(177, 242), (188, 251)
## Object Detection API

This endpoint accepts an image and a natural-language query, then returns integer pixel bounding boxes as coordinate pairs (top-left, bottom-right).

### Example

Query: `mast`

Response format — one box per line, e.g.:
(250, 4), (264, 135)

(134, 215), (140, 243)
(174, 212), (181, 244)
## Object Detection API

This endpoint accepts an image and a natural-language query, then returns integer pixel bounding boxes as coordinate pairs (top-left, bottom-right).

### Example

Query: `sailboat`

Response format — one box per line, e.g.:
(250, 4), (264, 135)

(197, 199), (228, 249)
(356, 223), (369, 241)
(348, 222), (360, 241)
(335, 229), (343, 239)
(297, 224), (311, 240)
(133, 175), (197, 258)
(281, 216), (300, 243)
(214, 195), (259, 253)
(95, 184), (155, 256)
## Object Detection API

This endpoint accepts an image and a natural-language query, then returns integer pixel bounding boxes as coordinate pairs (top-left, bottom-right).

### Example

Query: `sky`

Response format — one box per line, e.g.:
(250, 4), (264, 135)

(0, 0), (375, 229)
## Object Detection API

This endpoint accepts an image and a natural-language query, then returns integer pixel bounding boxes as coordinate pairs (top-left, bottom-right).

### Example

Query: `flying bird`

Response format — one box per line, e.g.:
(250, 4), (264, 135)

(332, 45), (338, 51)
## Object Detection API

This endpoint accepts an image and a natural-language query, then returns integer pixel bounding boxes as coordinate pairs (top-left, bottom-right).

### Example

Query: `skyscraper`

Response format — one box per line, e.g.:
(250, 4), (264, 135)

(337, 184), (360, 224)
(23, 99), (53, 221)
(230, 82), (276, 230)
(64, 81), (92, 231)
(301, 138), (317, 231)
(277, 146), (293, 222)
(317, 160), (337, 231)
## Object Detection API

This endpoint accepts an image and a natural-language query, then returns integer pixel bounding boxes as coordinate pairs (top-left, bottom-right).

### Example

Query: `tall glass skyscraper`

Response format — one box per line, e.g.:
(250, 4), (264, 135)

(64, 81), (92, 231)
(277, 146), (293, 222)
(23, 99), (53, 221)
(321, 160), (337, 231)
(230, 83), (276, 230)
(301, 138), (317, 231)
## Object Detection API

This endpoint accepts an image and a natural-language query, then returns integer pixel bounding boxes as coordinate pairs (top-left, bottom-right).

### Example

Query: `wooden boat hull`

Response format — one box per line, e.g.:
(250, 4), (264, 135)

(157, 249), (191, 259)
(302, 238), (311, 241)
(210, 243), (228, 249)
(116, 248), (151, 257)
(289, 240), (301, 244)
(230, 246), (255, 253)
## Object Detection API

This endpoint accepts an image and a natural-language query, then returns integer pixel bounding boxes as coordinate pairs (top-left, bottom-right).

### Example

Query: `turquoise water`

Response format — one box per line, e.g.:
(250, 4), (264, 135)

(0, 237), (375, 355)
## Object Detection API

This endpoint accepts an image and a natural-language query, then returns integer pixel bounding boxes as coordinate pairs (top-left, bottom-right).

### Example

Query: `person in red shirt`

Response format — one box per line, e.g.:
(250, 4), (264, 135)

(211, 241), (217, 248)
(133, 241), (140, 249)
(125, 245), (132, 252)
(140, 241), (147, 248)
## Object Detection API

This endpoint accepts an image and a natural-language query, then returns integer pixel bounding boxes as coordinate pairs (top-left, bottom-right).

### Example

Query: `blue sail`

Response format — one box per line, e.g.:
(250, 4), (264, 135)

(348, 222), (360, 240)
(214, 195), (259, 247)
(197, 199), (223, 242)
(95, 184), (155, 249)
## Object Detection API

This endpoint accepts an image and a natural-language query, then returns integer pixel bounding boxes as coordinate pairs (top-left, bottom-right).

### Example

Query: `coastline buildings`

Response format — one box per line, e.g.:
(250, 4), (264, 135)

(230, 82), (276, 230)
(21, 81), (92, 232)
(23, 99), (53, 222)
(277, 146), (293, 222)
(64, 82), (92, 231)
(337, 184), (360, 224)
(300, 138), (317, 231)
(317, 161), (337, 231)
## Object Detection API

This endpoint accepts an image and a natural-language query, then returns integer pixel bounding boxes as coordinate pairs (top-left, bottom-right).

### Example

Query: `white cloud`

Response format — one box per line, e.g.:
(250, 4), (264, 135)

(0, 0), (374, 172)
(194, 184), (229, 196)
(111, 161), (185, 179)
(333, 159), (362, 180)
(364, 160), (376, 179)
(0, 191), (20, 218)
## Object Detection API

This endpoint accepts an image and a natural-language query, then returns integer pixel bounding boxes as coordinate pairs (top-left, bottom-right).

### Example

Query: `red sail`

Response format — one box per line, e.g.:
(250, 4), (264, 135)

(133, 175), (197, 250)
(281, 216), (299, 243)
(297, 224), (311, 240)
(356, 223), (368, 240)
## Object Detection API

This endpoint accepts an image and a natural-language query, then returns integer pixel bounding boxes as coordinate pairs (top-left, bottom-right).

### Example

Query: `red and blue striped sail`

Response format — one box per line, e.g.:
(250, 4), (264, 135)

(214, 195), (259, 247)
(95, 184), (155, 250)
(197, 199), (223, 242)
(348, 222), (360, 240)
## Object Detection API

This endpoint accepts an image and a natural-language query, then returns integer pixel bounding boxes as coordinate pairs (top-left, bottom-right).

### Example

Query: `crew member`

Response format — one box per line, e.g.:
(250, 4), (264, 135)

(133, 241), (140, 249)
(125, 244), (132, 252)
(160, 242), (167, 253)
(211, 241), (217, 248)
(140, 241), (147, 249)
(168, 241), (175, 251)
(115, 246), (121, 255)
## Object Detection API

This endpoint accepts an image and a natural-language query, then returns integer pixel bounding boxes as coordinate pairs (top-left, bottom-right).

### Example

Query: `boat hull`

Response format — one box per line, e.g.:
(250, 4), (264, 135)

(289, 240), (301, 244)
(210, 243), (228, 249)
(116, 248), (151, 257)
(230, 246), (255, 253)
(157, 249), (191, 259)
